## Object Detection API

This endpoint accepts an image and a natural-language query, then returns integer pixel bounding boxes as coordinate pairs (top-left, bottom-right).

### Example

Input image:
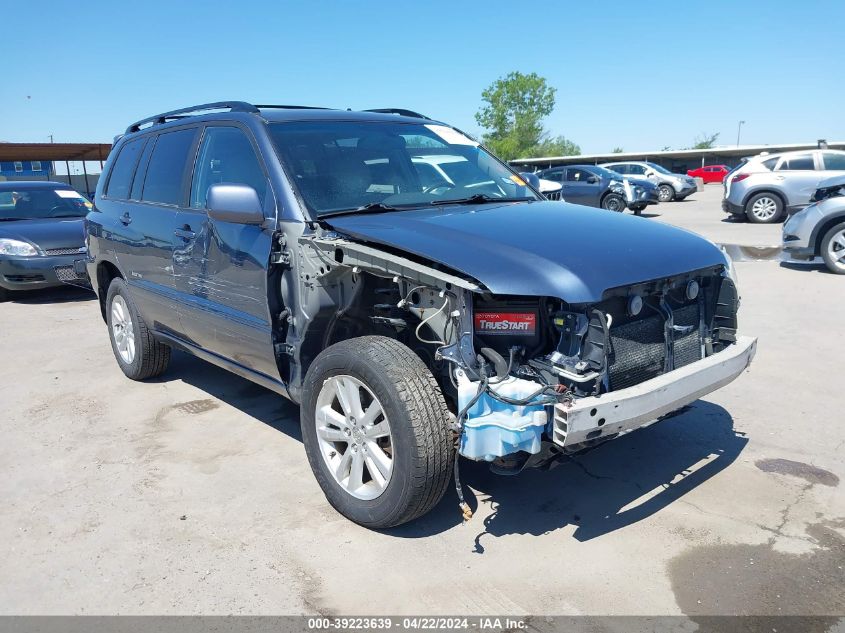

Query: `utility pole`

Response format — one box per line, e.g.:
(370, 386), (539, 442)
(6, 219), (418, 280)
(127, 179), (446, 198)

(736, 120), (745, 147)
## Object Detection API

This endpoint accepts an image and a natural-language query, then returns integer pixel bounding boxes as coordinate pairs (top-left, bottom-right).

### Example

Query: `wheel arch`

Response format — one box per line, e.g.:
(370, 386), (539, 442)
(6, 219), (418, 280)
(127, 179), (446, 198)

(96, 259), (124, 322)
(813, 213), (845, 256)
(742, 188), (786, 210)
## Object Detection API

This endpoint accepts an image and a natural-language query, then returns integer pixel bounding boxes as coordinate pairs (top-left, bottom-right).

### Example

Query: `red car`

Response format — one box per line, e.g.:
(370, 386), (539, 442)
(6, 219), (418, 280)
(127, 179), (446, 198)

(687, 164), (730, 184)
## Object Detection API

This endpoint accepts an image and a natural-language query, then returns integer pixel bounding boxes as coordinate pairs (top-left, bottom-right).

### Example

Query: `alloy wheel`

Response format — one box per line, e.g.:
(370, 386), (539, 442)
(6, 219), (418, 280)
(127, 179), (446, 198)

(825, 229), (845, 272)
(751, 196), (778, 221)
(110, 295), (136, 364)
(315, 375), (394, 500)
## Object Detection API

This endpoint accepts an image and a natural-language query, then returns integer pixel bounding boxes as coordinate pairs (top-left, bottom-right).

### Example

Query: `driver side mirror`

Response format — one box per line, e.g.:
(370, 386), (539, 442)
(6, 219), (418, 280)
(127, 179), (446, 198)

(586, 175), (599, 184)
(206, 184), (265, 225)
(519, 172), (541, 189)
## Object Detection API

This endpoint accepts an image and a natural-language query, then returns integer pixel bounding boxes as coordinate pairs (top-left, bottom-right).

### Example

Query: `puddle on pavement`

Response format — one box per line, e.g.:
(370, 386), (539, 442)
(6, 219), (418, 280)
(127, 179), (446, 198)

(668, 519), (845, 624)
(719, 244), (785, 262)
(756, 458), (840, 487)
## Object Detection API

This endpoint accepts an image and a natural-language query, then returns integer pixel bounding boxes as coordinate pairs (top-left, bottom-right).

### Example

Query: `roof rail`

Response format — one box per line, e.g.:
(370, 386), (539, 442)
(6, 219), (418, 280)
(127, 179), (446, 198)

(254, 104), (331, 111)
(363, 108), (430, 120)
(125, 101), (260, 134)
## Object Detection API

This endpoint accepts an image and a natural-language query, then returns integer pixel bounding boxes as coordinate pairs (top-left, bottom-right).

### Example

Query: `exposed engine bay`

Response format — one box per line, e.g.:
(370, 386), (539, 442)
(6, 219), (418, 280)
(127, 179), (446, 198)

(282, 228), (753, 477)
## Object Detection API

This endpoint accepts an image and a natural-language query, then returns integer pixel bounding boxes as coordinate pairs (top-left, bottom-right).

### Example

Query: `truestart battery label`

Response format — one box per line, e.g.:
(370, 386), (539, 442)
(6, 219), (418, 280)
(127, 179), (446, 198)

(474, 312), (537, 336)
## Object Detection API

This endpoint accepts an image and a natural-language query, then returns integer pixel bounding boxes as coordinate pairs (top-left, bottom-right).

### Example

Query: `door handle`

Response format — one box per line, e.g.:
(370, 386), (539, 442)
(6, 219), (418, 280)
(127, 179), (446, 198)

(174, 225), (196, 240)
(119, 212), (132, 225)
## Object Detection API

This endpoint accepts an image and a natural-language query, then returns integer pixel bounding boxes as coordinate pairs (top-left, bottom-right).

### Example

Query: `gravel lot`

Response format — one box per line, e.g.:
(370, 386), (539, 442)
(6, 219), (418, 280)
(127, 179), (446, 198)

(1, 184), (843, 618)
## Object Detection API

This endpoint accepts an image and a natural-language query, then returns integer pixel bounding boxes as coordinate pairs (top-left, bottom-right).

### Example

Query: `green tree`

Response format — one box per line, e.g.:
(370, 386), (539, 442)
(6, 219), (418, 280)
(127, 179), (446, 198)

(475, 72), (578, 160)
(692, 132), (720, 149)
(612, 147), (624, 153)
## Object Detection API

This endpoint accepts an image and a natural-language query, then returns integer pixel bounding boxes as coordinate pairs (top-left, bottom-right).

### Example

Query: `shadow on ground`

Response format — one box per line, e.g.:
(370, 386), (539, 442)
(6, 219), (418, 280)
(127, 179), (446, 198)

(4, 285), (94, 304)
(156, 352), (747, 547)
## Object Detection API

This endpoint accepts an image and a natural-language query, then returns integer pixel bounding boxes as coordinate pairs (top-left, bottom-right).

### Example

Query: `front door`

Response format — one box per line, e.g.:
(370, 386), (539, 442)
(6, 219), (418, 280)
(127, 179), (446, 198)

(173, 124), (279, 379)
(562, 167), (601, 206)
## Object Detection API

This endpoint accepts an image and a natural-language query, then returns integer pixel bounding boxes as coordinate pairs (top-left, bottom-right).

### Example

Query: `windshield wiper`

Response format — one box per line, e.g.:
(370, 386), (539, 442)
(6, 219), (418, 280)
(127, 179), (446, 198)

(430, 194), (535, 206)
(319, 202), (400, 219)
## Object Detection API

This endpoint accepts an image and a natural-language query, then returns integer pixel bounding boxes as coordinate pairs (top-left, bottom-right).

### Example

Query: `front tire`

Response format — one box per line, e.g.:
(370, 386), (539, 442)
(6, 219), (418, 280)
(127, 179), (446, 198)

(106, 278), (171, 380)
(821, 222), (845, 274)
(745, 192), (784, 223)
(657, 184), (675, 202)
(601, 193), (626, 212)
(301, 336), (454, 528)
(0, 286), (8, 302)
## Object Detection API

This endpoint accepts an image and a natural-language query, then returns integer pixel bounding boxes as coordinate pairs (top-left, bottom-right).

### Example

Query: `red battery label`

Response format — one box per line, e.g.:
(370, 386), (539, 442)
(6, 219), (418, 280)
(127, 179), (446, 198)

(474, 312), (537, 336)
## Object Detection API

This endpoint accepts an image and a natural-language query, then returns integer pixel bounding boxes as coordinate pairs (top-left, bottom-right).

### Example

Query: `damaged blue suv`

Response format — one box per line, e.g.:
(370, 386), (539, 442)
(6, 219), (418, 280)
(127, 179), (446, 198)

(84, 102), (756, 528)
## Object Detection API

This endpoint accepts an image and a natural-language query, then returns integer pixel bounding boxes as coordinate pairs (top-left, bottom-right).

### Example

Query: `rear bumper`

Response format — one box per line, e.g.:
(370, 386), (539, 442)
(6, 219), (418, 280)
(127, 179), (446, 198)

(552, 336), (757, 448)
(722, 199), (744, 215)
(0, 253), (85, 291)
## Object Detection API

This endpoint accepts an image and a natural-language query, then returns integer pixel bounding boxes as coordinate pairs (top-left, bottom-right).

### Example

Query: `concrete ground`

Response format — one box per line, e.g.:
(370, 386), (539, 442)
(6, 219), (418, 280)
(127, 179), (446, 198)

(1, 184), (843, 618)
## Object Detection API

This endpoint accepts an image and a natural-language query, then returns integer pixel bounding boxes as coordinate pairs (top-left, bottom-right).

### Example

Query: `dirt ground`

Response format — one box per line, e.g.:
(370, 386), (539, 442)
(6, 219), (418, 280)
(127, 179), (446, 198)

(1, 184), (843, 617)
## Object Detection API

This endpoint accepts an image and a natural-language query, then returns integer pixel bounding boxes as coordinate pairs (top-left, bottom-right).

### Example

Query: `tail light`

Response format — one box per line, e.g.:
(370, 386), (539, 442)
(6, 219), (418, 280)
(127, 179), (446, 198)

(731, 173), (750, 183)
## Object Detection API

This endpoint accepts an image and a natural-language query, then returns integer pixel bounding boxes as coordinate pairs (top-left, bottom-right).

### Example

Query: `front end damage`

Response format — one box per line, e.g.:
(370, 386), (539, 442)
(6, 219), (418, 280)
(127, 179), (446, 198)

(291, 229), (756, 476)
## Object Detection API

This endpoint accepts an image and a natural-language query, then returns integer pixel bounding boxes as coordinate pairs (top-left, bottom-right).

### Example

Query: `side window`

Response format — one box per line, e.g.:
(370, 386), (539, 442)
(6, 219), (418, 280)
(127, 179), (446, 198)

(130, 139), (155, 201)
(105, 137), (145, 199)
(627, 164), (645, 175)
(610, 164), (626, 174)
(761, 157), (779, 171)
(142, 128), (197, 206)
(567, 168), (592, 182)
(544, 171), (563, 182)
(777, 154), (815, 171)
(190, 127), (267, 209)
(822, 152), (845, 171)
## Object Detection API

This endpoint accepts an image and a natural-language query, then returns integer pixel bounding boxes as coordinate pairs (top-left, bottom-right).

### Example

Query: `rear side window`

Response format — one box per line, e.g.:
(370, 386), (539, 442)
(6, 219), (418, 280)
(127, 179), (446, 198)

(105, 137), (145, 199)
(777, 154), (815, 171)
(142, 128), (197, 205)
(822, 152), (845, 171)
(761, 157), (778, 170)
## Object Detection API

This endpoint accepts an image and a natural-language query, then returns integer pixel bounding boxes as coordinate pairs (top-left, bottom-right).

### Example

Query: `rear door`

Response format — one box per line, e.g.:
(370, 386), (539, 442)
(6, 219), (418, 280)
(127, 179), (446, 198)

(104, 129), (198, 335)
(173, 123), (279, 378)
(773, 152), (823, 208)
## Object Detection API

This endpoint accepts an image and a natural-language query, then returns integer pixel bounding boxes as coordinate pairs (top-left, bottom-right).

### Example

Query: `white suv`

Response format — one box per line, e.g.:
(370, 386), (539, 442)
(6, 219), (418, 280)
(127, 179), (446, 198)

(722, 149), (845, 223)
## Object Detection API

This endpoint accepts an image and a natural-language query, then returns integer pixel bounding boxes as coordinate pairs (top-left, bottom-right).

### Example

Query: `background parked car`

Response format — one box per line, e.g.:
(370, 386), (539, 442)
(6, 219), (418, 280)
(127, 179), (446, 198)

(783, 175), (845, 274)
(602, 160), (697, 202)
(537, 165), (631, 212)
(0, 181), (90, 301)
(722, 149), (845, 223)
(688, 164), (730, 184)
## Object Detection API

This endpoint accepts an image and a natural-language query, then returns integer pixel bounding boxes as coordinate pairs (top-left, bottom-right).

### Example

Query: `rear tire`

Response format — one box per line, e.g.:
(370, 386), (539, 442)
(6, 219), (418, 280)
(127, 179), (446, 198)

(630, 205), (645, 215)
(820, 222), (845, 274)
(0, 286), (8, 302)
(657, 184), (675, 202)
(106, 278), (171, 380)
(745, 192), (784, 224)
(301, 336), (454, 528)
(601, 193), (626, 212)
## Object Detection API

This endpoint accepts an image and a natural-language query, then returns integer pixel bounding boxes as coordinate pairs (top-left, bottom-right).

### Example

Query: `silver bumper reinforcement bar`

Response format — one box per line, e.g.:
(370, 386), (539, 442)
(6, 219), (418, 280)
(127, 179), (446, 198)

(553, 335), (757, 447)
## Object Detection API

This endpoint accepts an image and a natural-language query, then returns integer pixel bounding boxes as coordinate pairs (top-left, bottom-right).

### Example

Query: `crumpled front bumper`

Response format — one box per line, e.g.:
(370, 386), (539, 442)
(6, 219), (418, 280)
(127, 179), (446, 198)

(552, 336), (757, 448)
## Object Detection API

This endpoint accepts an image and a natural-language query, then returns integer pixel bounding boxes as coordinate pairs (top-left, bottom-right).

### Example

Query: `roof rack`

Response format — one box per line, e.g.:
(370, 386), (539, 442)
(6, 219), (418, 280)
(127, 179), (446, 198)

(363, 108), (430, 120)
(126, 101), (260, 134)
(254, 104), (331, 111)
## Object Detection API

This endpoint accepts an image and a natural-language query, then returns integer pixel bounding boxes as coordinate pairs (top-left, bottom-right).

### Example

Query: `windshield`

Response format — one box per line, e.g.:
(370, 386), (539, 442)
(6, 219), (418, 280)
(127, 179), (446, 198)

(645, 162), (672, 175)
(0, 188), (90, 221)
(269, 121), (540, 216)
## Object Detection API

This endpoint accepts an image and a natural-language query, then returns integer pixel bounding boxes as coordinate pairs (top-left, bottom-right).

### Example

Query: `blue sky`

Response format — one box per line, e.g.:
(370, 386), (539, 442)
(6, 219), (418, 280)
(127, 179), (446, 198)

(3, 0), (842, 157)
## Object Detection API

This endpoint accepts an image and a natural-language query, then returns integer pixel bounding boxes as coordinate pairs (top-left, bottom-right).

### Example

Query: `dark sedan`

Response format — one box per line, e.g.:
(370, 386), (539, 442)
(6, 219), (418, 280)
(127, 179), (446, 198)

(0, 181), (90, 301)
(536, 164), (659, 214)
